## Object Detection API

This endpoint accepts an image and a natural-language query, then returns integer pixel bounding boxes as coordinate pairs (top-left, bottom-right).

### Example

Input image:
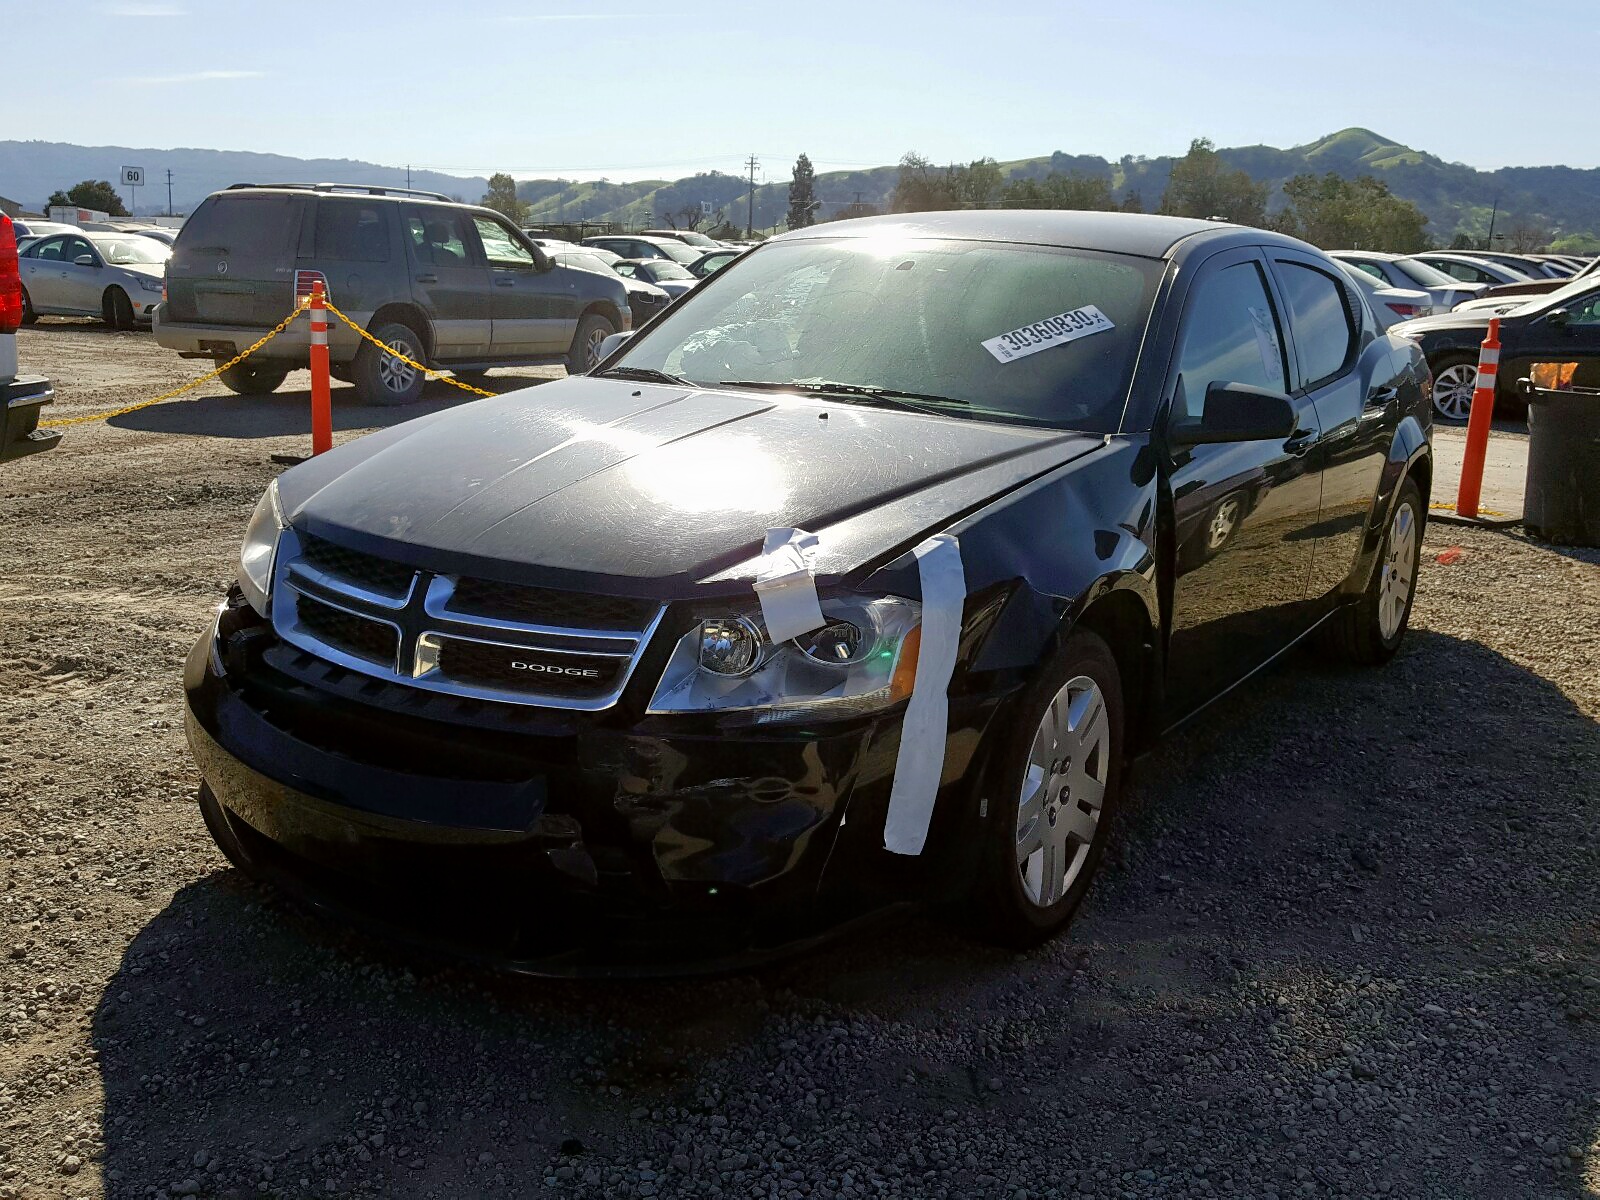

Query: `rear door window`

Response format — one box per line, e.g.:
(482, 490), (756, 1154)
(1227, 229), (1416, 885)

(405, 211), (474, 266)
(1172, 261), (1288, 421)
(313, 201), (391, 262)
(178, 194), (295, 256)
(1275, 261), (1357, 389)
(30, 236), (68, 261)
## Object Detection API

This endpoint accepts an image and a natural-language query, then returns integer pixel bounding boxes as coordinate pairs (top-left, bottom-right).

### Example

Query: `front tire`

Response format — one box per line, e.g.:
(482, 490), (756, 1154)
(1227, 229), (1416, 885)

(1428, 353), (1479, 422)
(1319, 477), (1423, 666)
(567, 312), (615, 375)
(216, 360), (289, 395)
(353, 321), (427, 406)
(103, 287), (134, 331)
(978, 628), (1125, 947)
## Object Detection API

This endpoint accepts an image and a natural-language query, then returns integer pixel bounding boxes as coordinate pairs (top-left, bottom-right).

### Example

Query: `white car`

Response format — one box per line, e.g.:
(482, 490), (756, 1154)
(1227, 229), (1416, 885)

(1335, 262), (1437, 330)
(612, 257), (698, 299)
(1328, 251), (1485, 311)
(18, 230), (170, 329)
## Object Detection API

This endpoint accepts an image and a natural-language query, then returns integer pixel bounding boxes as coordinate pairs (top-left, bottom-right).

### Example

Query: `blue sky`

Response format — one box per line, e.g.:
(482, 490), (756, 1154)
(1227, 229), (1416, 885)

(11, 0), (1594, 181)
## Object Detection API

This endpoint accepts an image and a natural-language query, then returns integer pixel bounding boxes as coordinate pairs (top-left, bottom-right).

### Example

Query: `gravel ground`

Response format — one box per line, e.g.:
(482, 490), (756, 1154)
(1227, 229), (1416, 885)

(1, 323), (1596, 1200)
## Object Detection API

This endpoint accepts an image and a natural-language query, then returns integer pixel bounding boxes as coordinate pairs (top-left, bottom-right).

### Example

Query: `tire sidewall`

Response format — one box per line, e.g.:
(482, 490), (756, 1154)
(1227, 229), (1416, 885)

(1370, 478), (1424, 657)
(981, 628), (1125, 942)
(568, 313), (616, 375)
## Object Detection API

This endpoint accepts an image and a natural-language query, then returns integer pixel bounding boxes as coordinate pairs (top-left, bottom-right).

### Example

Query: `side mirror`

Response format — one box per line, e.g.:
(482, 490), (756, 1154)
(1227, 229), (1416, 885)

(532, 246), (555, 272)
(1169, 381), (1297, 448)
(1545, 307), (1571, 330)
(597, 331), (633, 361)
(74, 254), (98, 267)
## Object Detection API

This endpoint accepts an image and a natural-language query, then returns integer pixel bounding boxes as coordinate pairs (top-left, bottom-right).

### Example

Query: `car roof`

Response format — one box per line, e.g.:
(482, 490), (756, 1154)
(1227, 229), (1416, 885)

(771, 209), (1293, 260)
(587, 234), (679, 244)
(1329, 250), (1403, 261)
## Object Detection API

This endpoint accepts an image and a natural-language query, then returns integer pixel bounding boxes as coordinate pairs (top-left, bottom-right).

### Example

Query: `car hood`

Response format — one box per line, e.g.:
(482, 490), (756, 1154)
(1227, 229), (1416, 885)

(114, 262), (166, 281)
(276, 375), (1101, 595)
(1392, 308), (1500, 336)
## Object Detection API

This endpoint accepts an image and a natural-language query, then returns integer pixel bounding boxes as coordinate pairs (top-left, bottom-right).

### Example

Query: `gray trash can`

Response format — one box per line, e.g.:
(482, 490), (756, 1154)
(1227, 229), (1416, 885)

(1522, 384), (1600, 547)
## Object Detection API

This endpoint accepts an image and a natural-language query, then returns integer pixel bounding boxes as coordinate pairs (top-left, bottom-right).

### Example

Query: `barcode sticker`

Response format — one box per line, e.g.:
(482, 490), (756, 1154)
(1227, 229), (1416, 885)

(982, 305), (1114, 364)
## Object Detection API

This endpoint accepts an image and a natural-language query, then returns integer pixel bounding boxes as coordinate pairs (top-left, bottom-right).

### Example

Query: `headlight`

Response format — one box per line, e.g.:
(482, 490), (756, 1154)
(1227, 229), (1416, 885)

(647, 595), (921, 719)
(238, 480), (285, 617)
(139, 276), (164, 293)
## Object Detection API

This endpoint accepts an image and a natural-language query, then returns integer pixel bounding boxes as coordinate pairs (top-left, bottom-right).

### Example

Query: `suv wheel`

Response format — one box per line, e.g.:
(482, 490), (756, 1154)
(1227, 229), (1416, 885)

(354, 322), (427, 406)
(217, 360), (289, 396)
(978, 628), (1125, 947)
(103, 287), (134, 331)
(567, 313), (616, 375)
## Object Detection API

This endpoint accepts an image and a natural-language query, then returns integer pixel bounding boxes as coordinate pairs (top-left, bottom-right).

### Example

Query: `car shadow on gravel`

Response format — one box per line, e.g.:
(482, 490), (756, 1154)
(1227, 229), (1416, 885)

(87, 630), (1599, 1198)
(107, 375), (559, 440)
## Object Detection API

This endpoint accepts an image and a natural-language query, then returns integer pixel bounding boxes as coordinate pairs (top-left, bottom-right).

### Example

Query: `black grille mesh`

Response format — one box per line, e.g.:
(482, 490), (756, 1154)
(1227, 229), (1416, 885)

(434, 638), (621, 697)
(299, 535), (416, 598)
(448, 578), (655, 631)
(296, 595), (399, 667)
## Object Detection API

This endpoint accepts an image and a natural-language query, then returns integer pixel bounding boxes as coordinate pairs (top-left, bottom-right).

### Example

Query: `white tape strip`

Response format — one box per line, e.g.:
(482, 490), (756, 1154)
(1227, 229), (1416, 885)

(753, 527), (825, 643)
(883, 533), (966, 857)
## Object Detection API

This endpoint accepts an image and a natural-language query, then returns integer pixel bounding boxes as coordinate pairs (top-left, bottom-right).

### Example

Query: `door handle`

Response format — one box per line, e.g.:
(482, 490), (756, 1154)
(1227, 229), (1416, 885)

(1284, 428), (1318, 456)
(1366, 385), (1400, 409)
(494, 279), (515, 288)
(415, 273), (438, 284)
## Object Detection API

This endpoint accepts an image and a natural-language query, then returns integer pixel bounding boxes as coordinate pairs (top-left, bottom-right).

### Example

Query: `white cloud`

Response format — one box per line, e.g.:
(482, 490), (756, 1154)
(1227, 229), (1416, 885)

(98, 3), (186, 14)
(123, 69), (268, 85)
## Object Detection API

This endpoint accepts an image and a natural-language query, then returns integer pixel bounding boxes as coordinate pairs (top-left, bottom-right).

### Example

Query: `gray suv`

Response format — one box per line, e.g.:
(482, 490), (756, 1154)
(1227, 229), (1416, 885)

(155, 184), (632, 405)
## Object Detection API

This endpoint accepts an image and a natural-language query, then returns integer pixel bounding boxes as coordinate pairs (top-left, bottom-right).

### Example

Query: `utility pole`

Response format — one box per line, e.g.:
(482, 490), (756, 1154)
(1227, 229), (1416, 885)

(406, 164), (412, 189)
(745, 154), (759, 239)
(1485, 193), (1500, 251)
(165, 169), (174, 216)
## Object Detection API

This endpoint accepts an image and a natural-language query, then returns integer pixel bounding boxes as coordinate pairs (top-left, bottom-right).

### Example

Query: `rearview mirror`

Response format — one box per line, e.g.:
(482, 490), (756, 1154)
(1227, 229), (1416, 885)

(1169, 382), (1297, 448)
(74, 254), (97, 267)
(532, 246), (555, 272)
(1545, 307), (1571, 330)
(597, 331), (633, 361)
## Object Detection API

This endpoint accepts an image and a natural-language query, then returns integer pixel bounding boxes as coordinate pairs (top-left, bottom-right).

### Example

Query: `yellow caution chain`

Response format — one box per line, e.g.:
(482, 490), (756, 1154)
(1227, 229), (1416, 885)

(1430, 501), (1507, 519)
(322, 300), (497, 398)
(39, 300), (312, 428)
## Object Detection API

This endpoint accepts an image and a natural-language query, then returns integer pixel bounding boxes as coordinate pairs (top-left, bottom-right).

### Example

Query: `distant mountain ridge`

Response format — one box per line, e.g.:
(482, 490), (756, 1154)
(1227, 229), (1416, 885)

(2, 129), (1595, 244)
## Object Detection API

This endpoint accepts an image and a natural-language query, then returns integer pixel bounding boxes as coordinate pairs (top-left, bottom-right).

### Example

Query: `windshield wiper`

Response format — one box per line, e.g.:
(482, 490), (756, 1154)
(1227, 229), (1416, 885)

(595, 365), (694, 386)
(716, 380), (969, 416)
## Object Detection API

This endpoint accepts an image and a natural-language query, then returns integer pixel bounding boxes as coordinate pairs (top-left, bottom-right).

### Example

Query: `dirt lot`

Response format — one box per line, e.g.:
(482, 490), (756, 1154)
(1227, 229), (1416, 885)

(1, 322), (1597, 1200)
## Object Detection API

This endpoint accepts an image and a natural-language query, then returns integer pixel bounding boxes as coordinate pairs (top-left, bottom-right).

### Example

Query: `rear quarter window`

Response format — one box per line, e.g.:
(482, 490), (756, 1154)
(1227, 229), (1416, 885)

(177, 194), (296, 256)
(312, 201), (392, 263)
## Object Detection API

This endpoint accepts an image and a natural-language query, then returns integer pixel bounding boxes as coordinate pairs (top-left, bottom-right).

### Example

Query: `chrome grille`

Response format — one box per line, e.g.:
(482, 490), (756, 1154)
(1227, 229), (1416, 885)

(270, 528), (664, 711)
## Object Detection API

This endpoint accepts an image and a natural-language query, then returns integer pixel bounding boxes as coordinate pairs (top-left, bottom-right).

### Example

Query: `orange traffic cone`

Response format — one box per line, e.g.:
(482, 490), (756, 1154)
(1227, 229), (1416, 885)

(1454, 316), (1499, 519)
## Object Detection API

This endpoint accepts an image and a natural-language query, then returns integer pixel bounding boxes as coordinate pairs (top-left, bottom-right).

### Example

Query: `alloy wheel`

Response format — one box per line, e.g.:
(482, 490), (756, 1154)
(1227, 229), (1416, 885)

(1016, 675), (1111, 908)
(1378, 500), (1418, 641)
(1432, 363), (1477, 421)
(583, 327), (608, 371)
(1207, 497), (1242, 551)
(378, 337), (419, 395)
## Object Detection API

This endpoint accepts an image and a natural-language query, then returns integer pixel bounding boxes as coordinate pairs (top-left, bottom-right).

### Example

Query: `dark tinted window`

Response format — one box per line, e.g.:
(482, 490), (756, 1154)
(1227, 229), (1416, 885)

(405, 211), (472, 266)
(178, 194), (295, 256)
(28, 236), (68, 261)
(1276, 261), (1355, 387)
(1173, 262), (1287, 421)
(314, 201), (390, 263)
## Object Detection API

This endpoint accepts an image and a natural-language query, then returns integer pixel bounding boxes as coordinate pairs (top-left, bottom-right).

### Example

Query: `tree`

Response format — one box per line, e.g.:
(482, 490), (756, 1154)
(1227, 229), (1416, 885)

(1551, 231), (1600, 255)
(1449, 232), (1476, 251)
(1157, 139), (1268, 226)
(44, 180), (128, 217)
(479, 173), (527, 223)
(1276, 172), (1428, 252)
(1119, 189), (1144, 213)
(787, 153), (819, 230)
(891, 152), (959, 213)
(1504, 216), (1550, 253)
(1000, 172), (1113, 211)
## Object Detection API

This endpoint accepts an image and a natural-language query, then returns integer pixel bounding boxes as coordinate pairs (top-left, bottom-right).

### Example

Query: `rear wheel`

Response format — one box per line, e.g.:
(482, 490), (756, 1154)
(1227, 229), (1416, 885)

(1319, 477), (1423, 666)
(353, 322), (427, 406)
(978, 629), (1125, 947)
(20, 286), (37, 325)
(216, 360), (289, 395)
(1429, 353), (1479, 422)
(102, 287), (134, 331)
(567, 313), (615, 375)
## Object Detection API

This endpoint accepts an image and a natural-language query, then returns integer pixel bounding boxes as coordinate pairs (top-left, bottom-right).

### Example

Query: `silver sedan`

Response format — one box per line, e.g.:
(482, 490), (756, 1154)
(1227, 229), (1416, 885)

(18, 230), (170, 329)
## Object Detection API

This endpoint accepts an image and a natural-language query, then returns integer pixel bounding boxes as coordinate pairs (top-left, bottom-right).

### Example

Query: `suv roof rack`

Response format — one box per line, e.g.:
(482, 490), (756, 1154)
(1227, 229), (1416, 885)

(226, 182), (455, 202)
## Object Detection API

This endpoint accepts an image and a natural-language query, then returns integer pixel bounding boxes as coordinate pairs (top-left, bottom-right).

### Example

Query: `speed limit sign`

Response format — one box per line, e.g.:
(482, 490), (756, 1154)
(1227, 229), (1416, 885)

(121, 166), (144, 187)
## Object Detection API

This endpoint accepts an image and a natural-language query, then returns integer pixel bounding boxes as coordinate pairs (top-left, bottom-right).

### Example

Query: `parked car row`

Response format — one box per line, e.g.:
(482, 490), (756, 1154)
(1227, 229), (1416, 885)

(1332, 247), (1597, 421)
(523, 229), (750, 320)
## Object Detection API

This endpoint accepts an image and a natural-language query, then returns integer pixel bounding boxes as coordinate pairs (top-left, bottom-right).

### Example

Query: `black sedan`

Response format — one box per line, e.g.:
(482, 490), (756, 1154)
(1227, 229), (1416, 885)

(185, 211), (1431, 973)
(1393, 275), (1600, 420)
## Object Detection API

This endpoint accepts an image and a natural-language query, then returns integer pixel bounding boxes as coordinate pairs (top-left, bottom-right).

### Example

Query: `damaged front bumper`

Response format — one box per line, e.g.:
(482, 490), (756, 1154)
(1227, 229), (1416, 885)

(183, 602), (992, 976)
